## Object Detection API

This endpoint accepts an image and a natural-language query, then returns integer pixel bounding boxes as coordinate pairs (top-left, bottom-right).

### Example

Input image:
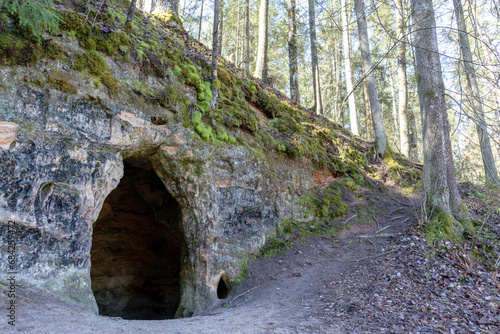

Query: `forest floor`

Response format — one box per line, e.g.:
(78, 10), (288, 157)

(2, 179), (500, 334)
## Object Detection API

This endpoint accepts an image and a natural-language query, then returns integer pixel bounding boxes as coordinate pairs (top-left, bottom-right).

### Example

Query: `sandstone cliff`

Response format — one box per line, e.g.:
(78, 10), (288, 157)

(0, 1), (417, 319)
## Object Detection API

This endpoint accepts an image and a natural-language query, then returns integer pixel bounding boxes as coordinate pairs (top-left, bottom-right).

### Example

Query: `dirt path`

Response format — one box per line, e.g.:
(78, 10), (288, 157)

(2, 192), (499, 334)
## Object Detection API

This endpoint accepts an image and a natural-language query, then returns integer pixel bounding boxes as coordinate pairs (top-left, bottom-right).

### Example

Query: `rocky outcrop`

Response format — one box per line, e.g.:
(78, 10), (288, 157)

(0, 69), (314, 317)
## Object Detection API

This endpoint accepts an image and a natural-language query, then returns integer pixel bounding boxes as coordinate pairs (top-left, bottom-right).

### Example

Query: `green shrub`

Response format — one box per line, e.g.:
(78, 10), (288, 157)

(3, 0), (62, 42)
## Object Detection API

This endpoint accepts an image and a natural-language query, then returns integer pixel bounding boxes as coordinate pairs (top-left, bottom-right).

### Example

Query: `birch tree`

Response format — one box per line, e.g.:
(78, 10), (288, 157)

(341, 0), (358, 135)
(396, 0), (410, 158)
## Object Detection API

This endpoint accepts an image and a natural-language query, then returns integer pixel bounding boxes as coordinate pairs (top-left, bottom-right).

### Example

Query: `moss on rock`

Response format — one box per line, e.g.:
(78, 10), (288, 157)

(73, 50), (108, 75)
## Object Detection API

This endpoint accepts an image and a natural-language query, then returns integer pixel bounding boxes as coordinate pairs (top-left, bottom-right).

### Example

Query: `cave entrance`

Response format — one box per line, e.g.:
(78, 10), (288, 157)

(91, 158), (183, 320)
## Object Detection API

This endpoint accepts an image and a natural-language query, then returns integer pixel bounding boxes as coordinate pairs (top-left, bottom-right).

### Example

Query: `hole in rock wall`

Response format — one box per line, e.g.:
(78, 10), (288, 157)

(217, 277), (229, 299)
(91, 158), (183, 320)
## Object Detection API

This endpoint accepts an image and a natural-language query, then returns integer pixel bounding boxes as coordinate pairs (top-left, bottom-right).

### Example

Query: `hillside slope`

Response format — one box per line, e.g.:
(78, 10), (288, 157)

(0, 1), (498, 331)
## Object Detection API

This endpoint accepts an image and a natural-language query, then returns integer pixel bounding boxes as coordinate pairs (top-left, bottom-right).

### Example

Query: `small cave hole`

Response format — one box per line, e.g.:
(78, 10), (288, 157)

(217, 277), (229, 299)
(91, 158), (183, 320)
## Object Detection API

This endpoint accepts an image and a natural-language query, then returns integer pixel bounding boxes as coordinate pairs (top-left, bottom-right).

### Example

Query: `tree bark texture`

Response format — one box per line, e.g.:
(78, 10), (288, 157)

(453, 0), (499, 185)
(354, 0), (386, 155)
(218, 0), (224, 55)
(287, 0), (300, 103)
(412, 0), (465, 221)
(396, 0), (410, 158)
(363, 70), (373, 141)
(126, 0), (137, 26)
(254, 0), (269, 82)
(341, 0), (358, 134)
(211, 0), (220, 111)
(235, 0), (241, 66)
(308, 0), (323, 115)
(245, 0), (250, 78)
(389, 68), (399, 146)
(198, 0), (204, 40)
(245, 0), (250, 77)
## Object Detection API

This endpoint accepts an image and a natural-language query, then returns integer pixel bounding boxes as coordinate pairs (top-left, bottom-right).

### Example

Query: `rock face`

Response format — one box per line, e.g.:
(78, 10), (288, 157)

(0, 72), (314, 317)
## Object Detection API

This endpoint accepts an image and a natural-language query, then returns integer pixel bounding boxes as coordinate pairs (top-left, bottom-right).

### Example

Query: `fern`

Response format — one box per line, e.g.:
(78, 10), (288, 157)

(2, 0), (62, 42)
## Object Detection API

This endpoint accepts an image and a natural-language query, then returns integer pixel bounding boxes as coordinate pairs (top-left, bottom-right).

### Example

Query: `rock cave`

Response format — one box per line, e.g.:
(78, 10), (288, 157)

(90, 158), (183, 320)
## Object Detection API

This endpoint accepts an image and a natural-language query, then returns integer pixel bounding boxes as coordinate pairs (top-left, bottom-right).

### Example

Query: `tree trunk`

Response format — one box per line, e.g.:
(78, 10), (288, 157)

(341, 0), (358, 134)
(408, 105), (418, 160)
(218, 0), (224, 55)
(336, 46), (343, 122)
(254, 0), (269, 82)
(354, 0), (386, 155)
(235, 0), (241, 66)
(363, 70), (373, 141)
(453, 0), (499, 185)
(198, 0), (204, 40)
(308, 0), (323, 115)
(396, 0), (410, 158)
(412, 0), (468, 226)
(287, 0), (300, 103)
(139, 0), (179, 15)
(125, 0), (137, 27)
(211, 0), (220, 111)
(389, 68), (399, 149)
(245, 0), (250, 77)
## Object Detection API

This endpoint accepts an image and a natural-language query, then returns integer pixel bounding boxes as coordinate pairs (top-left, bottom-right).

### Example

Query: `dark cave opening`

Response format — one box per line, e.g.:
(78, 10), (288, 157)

(91, 158), (183, 320)
(217, 277), (229, 299)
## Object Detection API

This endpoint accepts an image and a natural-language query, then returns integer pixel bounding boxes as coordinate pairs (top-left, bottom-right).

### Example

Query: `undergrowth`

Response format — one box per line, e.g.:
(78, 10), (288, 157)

(261, 177), (360, 258)
(422, 182), (500, 271)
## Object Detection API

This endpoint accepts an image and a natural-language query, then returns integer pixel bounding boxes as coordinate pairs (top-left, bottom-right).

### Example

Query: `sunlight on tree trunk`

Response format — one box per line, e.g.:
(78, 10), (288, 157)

(362, 69), (373, 141)
(245, 0), (250, 77)
(396, 0), (410, 158)
(412, 0), (471, 231)
(198, 0), (204, 40)
(218, 0), (224, 55)
(287, 0), (300, 104)
(341, 0), (358, 135)
(211, 0), (220, 111)
(138, 0), (178, 15)
(308, 0), (323, 115)
(453, 0), (499, 185)
(125, 0), (137, 28)
(354, 0), (386, 155)
(235, 0), (241, 66)
(254, 0), (269, 82)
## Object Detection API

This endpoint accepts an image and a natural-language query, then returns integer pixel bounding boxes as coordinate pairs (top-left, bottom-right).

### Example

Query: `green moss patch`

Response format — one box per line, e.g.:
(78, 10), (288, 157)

(48, 71), (76, 93)
(73, 50), (107, 75)
(73, 50), (119, 93)
(423, 206), (475, 245)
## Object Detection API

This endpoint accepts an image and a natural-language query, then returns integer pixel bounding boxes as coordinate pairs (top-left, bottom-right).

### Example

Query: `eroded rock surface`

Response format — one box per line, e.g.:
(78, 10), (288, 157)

(0, 81), (313, 317)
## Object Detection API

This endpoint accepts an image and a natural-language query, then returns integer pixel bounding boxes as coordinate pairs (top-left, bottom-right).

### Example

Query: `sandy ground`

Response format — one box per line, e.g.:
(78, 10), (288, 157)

(2, 191), (499, 334)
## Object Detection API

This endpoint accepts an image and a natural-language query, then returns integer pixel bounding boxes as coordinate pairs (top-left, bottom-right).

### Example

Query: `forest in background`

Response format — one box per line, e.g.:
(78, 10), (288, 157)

(179, 0), (500, 185)
(1, 0), (499, 236)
